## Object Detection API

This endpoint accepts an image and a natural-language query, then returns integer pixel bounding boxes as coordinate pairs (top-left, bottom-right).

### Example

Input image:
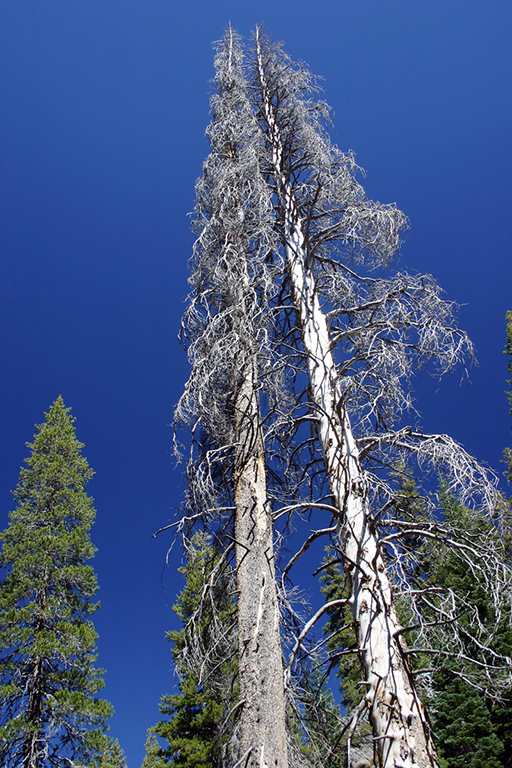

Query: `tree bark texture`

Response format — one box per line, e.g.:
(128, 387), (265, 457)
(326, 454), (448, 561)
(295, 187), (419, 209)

(233, 357), (289, 768)
(287, 216), (436, 768)
(255, 40), (438, 767)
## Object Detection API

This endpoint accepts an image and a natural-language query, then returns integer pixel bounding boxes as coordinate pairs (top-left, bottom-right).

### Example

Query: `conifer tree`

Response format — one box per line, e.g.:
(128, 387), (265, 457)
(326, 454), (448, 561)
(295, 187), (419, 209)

(419, 489), (511, 767)
(95, 737), (127, 768)
(502, 311), (512, 563)
(174, 28), (288, 768)
(422, 315), (512, 768)
(319, 553), (372, 764)
(322, 484), (512, 766)
(504, 310), (512, 488)
(152, 533), (236, 768)
(0, 397), (113, 768)
(494, 313), (512, 766)
(172, 27), (511, 768)
(141, 733), (167, 768)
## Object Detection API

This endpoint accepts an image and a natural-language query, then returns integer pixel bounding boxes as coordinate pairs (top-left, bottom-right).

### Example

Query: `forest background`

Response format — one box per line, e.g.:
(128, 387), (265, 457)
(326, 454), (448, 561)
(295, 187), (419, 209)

(1, 1), (512, 765)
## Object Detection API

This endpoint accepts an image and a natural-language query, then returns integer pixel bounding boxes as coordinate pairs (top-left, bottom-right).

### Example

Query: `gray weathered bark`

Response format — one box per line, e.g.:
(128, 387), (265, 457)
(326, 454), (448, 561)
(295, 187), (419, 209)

(234, 355), (288, 768)
(176, 27), (509, 768)
(176, 29), (288, 768)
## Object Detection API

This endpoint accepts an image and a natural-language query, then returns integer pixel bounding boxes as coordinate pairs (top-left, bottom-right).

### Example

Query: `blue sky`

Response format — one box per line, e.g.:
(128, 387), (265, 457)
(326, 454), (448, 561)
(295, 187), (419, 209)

(1, 1), (512, 765)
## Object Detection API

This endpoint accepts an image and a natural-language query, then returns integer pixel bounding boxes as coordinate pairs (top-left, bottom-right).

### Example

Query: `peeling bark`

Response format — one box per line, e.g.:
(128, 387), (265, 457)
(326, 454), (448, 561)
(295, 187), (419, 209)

(234, 357), (288, 768)
(179, 28), (289, 767)
(288, 205), (436, 768)
(254, 33), (438, 768)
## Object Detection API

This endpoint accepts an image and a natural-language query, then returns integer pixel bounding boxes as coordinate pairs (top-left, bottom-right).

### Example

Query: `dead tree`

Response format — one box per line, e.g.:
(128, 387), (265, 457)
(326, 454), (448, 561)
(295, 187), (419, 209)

(172, 26), (511, 768)
(175, 29), (288, 768)
(250, 28), (511, 768)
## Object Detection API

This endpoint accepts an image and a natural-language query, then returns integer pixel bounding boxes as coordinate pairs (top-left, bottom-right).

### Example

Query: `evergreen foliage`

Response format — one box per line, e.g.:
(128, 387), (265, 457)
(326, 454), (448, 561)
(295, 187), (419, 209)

(152, 533), (237, 768)
(94, 737), (127, 768)
(0, 397), (113, 768)
(432, 674), (503, 768)
(319, 478), (512, 767)
(404, 488), (512, 768)
(291, 655), (345, 768)
(420, 314), (512, 768)
(319, 555), (360, 714)
(503, 311), (512, 562)
(319, 553), (373, 761)
(141, 733), (167, 768)
(317, 475), (429, 760)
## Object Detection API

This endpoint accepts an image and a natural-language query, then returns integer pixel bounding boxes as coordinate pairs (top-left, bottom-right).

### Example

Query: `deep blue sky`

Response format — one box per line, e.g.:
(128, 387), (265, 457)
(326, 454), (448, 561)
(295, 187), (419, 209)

(1, 2), (511, 765)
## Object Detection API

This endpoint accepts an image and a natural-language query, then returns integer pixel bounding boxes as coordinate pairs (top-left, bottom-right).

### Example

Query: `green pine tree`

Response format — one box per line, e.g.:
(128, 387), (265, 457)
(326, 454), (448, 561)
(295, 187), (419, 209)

(319, 473), (512, 767)
(0, 397), (113, 768)
(496, 312), (512, 768)
(152, 533), (237, 768)
(419, 488), (512, 768)
(432, 672), (504, 768)
(141, 732), (166, 768)
(319, 554), (361, 715)
(93, 736), (127, 768)
(502, 310), (512, 564)
(435, 312), (512, 768)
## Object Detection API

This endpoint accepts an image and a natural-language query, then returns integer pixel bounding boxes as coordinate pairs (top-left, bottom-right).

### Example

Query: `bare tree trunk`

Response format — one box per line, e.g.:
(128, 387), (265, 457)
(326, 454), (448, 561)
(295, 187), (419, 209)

(178, 28), (290, 767)
(288, 217), (436, 768)
(255, 36), (438, 768)
(233, 356), (289, 768)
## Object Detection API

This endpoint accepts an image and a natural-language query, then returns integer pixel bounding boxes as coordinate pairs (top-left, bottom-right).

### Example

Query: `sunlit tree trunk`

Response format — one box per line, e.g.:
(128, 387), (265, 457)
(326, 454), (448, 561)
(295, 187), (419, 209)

(177, 29), (289, 768)
(254, 31), (438, 768)
(286, 192), (434, 768)
(234, 354), (288, 768)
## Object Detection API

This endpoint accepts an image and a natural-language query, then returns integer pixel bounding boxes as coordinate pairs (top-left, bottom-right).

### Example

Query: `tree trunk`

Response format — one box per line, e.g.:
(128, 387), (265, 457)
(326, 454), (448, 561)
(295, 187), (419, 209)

(255, 39), (438, 767)
(23, 655), (43, 768)
(288, 219), (436, 768)
(233, 356), (289, 768)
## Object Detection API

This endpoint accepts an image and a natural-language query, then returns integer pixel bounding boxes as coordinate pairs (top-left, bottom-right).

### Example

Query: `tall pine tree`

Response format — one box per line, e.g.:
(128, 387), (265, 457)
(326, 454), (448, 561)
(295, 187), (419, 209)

(423, 489), (511, 768)
(151, 533), (237, 768)
(94, 737), (127, 768)
(141, 733), (167, 768)
(0, 397), (113, 768)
